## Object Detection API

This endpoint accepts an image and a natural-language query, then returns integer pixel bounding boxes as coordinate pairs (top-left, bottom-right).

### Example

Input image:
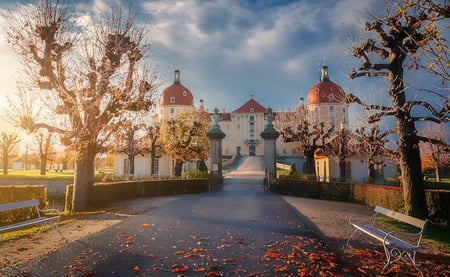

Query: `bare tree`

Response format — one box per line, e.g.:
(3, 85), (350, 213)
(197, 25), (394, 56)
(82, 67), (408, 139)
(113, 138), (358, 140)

(274, 106), (334, 174)
(35, 131), (54, 175)
(0, 132), (20, 175)
(354, 125), (393, 181)
(344, 1), (449, 217)
(113, 120), (147, 176)
(143, 124), (161, 176)
(5, 1), (160, 211)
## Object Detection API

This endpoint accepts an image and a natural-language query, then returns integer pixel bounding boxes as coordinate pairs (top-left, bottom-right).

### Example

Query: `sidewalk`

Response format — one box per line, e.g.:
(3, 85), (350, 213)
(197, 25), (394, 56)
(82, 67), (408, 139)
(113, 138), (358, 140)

(282, 196), (374, 242)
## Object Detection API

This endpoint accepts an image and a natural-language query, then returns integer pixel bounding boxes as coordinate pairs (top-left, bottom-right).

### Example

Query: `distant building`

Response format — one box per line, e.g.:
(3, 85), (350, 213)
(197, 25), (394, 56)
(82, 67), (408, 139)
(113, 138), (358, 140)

(114, 69), (200, 177)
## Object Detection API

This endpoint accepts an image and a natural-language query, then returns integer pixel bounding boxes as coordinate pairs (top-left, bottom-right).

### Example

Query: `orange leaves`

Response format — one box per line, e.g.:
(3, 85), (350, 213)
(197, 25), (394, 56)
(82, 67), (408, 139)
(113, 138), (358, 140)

(141, 223), (151, 227)
(171, 264), (188, 272)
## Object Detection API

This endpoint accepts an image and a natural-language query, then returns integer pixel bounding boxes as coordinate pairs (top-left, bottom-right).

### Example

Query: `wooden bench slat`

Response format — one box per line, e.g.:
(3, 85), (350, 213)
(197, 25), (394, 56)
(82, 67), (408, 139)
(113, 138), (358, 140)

(0, 217), (57, 233)
(350, 222), (419, 251)
(374, 205), (426, 229)
(0, 199), (40, 212)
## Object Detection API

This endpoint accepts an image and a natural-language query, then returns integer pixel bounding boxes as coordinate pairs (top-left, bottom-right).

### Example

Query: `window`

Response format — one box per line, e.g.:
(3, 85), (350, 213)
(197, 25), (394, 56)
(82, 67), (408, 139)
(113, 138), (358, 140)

(249, 115), (254, 121)
(170, 97), (175, 103)
(226, 124), (230, 130)
(183, 91), (187, 96)
(329, 94), (334, 101)
(316, 88), (320, 93)
(225, 148), (229, 154)
(249, 122), (255, 131)
(250, 108), (254, 112)
(170, 108), (175, 114)
(283, 148), (287, 154)
(237, 124), (241, 131)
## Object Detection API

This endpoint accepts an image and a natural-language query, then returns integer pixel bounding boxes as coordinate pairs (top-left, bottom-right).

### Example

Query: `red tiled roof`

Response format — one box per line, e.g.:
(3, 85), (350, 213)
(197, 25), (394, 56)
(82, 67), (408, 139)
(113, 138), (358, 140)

(307, 81), (345, 105)
(232, 98), (266, 113)
(160, 84), (194, 106)
(220, 113), (231, 121)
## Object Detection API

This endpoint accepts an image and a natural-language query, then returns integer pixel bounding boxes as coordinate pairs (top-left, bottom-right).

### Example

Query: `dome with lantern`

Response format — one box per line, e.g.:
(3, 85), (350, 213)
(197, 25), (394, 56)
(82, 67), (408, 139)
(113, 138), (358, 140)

(160, 69), (194, 106)
(307, 66), (345, 105)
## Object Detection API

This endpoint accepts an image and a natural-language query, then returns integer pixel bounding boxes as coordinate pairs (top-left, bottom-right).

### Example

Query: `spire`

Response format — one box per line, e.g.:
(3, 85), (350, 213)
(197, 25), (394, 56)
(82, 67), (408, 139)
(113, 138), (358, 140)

(320, 65), (330, 82)
(174, 69), (181, 85)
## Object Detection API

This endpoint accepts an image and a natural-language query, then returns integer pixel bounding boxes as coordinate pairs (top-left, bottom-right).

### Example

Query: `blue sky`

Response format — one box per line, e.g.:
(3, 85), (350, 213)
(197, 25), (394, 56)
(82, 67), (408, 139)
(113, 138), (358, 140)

(0, 0), (448, 133)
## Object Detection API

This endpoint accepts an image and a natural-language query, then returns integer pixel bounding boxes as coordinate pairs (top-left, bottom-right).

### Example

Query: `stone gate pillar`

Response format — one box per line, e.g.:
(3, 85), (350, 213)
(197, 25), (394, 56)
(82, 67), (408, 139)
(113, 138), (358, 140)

(260, 108), (279, 190)
(207, 108), (226, 189)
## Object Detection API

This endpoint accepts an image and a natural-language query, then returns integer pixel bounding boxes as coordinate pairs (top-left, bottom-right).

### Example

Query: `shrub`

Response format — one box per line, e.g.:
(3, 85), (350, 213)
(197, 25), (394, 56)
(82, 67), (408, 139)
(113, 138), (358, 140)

(186, 170), (209, 179)
(65, 179), (210, 212)
(0, 185), (47, 225)
(198, 160), (208, 172)
(289, 161), (298, 176)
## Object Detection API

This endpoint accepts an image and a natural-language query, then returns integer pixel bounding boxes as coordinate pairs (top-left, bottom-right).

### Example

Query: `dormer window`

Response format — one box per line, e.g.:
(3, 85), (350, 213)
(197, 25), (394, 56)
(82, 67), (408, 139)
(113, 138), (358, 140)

(315, 88), (319, 93)
(329, 94), (334, 101)
(183, 91), (187, 96)
(170, 97), (175, 103)
(250, 108), (254, 112)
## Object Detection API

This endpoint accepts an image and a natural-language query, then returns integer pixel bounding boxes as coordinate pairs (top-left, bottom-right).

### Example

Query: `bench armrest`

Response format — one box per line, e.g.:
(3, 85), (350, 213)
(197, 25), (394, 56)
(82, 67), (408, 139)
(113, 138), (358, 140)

(39, 208), (61, 219)
(383, 229), (424, 247)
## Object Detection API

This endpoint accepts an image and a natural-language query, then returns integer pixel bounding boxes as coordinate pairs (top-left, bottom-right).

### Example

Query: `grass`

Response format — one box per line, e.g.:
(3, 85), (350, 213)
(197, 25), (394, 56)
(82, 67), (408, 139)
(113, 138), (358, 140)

(377, 216), (450, 251)
(0, 170), (75, 181)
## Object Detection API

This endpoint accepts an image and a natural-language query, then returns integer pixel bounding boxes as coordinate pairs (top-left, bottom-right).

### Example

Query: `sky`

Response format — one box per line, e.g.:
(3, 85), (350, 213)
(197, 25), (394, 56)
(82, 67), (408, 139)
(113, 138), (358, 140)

(0, 0), (448, 134)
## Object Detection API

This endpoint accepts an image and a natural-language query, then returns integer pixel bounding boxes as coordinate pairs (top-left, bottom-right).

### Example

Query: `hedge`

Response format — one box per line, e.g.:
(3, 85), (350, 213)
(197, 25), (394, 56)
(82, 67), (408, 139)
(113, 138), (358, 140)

(273, 178), (449, 225)
(0, 185), (47, 226)
(65, 178), (210, 212)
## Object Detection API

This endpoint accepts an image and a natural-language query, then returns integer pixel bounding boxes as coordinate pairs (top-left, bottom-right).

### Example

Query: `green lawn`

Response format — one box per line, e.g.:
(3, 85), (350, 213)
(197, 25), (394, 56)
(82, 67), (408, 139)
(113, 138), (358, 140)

(0, 169), (75, 180)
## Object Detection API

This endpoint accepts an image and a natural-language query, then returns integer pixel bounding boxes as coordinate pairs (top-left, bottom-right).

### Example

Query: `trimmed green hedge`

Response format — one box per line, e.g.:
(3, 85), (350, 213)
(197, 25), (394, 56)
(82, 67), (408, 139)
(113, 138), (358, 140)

(0, 185), (47, 226)
(65, 178), (209, 212)
(273, 178), (449, 225)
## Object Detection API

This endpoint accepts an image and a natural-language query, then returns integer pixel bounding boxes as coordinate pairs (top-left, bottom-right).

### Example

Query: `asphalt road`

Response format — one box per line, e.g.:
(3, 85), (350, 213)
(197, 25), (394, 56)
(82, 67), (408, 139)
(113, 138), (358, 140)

(1, 162), (348, 276)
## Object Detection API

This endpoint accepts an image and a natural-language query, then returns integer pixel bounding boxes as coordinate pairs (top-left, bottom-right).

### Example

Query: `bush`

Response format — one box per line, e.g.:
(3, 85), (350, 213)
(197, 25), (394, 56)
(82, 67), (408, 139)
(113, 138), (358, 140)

(65, 179), (210, 212)
(186, 170), (209, 179)
(273, 178), (449, 225)
(0, 185), (47, 226)
(289, 161), (298, 176)
(198, 160), (208, 172)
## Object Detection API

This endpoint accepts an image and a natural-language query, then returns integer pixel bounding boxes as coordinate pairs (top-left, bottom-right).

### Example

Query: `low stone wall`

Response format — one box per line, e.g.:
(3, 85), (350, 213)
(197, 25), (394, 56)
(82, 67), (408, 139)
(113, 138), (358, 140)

(272, 178), (449, 225)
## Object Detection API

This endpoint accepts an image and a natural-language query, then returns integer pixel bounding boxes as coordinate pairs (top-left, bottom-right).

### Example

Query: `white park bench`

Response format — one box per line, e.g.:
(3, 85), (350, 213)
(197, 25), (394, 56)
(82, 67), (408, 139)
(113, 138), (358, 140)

(0, 199), (62, 239)
(347, 205), (430, 276)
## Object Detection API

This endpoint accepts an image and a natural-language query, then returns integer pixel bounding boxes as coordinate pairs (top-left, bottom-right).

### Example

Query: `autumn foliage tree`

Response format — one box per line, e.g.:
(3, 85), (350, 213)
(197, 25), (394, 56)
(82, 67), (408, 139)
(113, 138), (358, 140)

(344, 1), (449, 218)
(160, 109), (210, 177)
(419, 123), (450, 182)
(0, 132), (20, 175)
(5, 1), (159, 212)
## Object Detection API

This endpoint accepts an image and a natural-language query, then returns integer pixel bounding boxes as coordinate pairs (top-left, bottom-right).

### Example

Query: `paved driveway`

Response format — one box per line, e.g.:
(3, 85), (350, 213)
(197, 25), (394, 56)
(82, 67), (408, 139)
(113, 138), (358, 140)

(1, 168), (348, 276)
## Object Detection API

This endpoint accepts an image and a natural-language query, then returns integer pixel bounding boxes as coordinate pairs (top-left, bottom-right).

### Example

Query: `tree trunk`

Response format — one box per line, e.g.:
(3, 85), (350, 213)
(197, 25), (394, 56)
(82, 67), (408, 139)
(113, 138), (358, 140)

(40, 158), (47, 175)
(397, 120), (428, 219)
(435, 167), (441, 182)
(72, 146), (96, 213)
(303, 149), (316, 175)
(339, 158), (346, 181)
(174, 159), (183, 177)
(150, 140), (156, 176)
(368, 161), (375, 182)
(2, 155), (8, 175)
(129, 155), (135, 175)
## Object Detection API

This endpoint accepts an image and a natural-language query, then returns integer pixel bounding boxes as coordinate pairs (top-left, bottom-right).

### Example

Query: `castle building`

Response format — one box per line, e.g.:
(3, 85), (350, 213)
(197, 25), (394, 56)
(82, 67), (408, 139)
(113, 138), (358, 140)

(114, 69), (200, 177)
(306, 65), (348, 131)
(217, 95), (298, 158)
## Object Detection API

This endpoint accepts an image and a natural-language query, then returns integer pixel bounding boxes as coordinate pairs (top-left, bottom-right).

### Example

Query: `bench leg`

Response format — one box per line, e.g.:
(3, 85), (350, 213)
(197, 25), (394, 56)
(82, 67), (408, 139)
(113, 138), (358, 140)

(382, 245), (423, 277)
(346, 227), (359, 246)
